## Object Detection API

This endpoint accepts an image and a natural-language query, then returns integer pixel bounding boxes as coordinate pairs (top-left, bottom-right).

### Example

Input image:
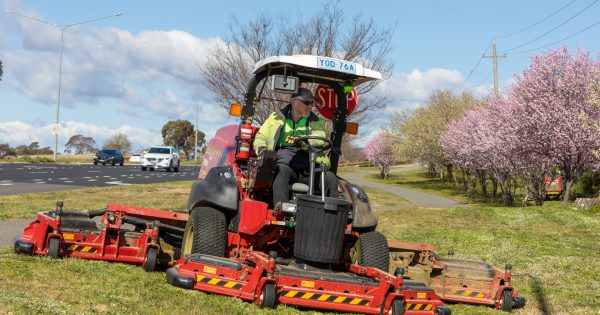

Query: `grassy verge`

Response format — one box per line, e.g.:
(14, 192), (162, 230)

(363, 187), (411, 207)
(1, 179), (599, 314)
(0, 181), (193, 220)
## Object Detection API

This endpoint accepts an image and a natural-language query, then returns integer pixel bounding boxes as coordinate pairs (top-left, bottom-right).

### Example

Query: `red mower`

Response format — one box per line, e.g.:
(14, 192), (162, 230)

(14, 202), (187, 271)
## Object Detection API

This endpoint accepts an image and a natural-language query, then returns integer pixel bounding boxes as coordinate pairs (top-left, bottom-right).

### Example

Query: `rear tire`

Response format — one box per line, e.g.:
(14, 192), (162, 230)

(93, 162), (97, 165)
(141, 166), (147, 171)
(47, 238), (60, 259)
(501, 289), (513, 312)
(119, 161), (124, 166)
(143, 247), (158, 272)
(181, 207), (227, 257)
(167, 162), (172, 172)
(259, 283), (276, 308)
(351, 231), (389, 272)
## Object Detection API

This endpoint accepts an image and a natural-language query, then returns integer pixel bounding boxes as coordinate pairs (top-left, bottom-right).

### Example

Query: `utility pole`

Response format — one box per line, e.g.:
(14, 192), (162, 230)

(483, 39), (506, 96)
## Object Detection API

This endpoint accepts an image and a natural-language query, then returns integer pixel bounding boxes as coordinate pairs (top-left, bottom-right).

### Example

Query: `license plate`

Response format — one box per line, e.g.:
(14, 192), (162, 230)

(317, 57), (356, 74)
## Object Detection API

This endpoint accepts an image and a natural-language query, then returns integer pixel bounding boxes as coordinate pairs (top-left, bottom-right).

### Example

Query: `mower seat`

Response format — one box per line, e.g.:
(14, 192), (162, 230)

(291, 183), (309, 194)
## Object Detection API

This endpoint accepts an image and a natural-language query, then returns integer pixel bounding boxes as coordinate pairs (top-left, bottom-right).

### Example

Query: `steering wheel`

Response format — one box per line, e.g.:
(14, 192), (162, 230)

(293, 135), (333, 153)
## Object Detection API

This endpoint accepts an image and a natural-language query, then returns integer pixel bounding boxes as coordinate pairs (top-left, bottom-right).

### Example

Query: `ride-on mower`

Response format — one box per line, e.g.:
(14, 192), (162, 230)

(165, 55), (523, 314)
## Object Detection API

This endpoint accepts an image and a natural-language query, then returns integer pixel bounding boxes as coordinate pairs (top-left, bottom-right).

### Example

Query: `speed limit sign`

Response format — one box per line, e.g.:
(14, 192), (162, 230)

(50, 124), (61, 135)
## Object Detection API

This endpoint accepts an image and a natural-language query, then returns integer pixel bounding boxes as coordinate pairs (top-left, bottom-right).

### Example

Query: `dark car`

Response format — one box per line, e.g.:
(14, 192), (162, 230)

(93, 149), (124, 166)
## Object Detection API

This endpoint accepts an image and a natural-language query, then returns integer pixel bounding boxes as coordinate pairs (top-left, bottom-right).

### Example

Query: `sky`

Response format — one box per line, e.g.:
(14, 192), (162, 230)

(1, 0), (599, 153)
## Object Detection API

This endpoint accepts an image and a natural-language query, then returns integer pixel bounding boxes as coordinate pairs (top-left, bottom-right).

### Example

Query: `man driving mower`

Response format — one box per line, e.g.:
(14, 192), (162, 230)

(253, 87), (338, 207)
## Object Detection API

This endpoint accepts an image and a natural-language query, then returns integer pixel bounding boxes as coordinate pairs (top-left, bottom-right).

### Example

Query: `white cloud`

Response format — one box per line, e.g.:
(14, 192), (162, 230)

(0, 120), (162, 152)
(1, 12), (226, 120)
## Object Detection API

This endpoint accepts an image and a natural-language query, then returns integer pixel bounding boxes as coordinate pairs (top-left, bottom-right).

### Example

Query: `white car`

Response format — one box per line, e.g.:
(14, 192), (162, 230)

(141, 146), (180, 172)
(129, 154), (142, 163)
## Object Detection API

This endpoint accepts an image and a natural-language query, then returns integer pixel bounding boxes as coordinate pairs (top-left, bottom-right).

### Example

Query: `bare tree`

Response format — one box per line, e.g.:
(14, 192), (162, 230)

(201, 0), (394, 124)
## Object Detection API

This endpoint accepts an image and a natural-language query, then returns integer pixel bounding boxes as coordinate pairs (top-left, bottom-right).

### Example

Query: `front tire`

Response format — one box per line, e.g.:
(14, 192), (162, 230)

(351, 231), (390, 272)
(47, 238), (60, 259)
(259, 283), (276, 308)
(501, 289), (513, 312)
(390, 299), (404, 315)
(181, 207), (227, 257)
(143, 247), (158, 272)
(174, 162), (180, 173)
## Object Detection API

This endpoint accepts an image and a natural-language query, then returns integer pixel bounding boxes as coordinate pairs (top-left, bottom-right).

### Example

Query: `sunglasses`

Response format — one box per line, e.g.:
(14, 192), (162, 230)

(295, 99), (314, 106)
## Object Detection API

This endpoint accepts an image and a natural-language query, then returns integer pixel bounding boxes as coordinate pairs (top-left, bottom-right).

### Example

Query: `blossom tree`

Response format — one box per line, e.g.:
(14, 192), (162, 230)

(509, 47), (600, 204)
(364, 132), (396, 179)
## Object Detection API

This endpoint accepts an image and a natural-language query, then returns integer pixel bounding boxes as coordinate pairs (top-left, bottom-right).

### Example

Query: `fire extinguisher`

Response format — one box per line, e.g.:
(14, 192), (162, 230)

(236, 123), (253, 160)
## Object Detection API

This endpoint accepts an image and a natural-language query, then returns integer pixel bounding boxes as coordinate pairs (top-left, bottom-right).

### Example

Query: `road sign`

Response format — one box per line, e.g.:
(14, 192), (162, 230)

(314, 84), (358, 120)
(50, 124), (61, 135)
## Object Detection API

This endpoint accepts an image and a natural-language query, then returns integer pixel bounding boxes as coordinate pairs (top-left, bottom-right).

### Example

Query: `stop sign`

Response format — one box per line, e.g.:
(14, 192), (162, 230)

(314, 84), (358, 120)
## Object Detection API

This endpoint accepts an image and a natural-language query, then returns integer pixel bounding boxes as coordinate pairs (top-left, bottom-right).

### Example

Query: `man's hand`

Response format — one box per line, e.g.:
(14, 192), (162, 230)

(259, 149), (276, 159)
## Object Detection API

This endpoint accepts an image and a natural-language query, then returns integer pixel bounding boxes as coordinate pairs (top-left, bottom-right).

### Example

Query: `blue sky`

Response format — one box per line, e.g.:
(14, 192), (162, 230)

(1, 0), (599, 152)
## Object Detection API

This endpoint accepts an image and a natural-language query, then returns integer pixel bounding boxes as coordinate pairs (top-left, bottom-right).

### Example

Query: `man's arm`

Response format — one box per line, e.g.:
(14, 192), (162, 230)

(253, 114), (274, 154)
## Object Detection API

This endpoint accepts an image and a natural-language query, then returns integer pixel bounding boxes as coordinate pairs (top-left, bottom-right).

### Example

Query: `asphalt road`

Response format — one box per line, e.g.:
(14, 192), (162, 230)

(0, 163), (199, 195)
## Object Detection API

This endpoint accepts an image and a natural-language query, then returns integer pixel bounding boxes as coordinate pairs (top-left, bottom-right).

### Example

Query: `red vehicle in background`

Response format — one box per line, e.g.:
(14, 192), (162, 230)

(544, 174), (564, 199)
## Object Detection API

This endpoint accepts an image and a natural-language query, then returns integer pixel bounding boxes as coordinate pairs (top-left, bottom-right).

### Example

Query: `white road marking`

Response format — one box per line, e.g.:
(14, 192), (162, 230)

(30, 171), (48, 174)
(82, 177), (91, 179)
(88, 179), (97, 182)
(0, 183), (13, 186)
(34, 182), (46, 184)
(105, 181), (131, 186)
(59, 178), (69, 180)
(88, 171), (101, 173)
(32, 179), (43, 182)
(63, 181), (74, 183)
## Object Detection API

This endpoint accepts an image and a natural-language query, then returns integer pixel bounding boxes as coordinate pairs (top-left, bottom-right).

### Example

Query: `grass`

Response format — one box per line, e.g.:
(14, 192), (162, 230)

(1, 172), (599, 314)
(0, 181), (193, 220)
(363, 187), (411, 207)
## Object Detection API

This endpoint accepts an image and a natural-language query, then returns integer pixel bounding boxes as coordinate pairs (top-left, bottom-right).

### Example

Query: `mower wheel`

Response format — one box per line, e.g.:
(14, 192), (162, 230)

(143, 247), (158, 272)
(501, 289), (513, 312)
(259, 283), (276, 308)
(47, 238), (60, 259)
(182, 207), (227, 257)
(390, 299), (404, 315)
(352, 231), (390, 272)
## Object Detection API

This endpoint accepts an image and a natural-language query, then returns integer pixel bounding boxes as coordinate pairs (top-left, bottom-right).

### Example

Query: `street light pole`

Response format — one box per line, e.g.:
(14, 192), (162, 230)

(6, 11), (122, 160)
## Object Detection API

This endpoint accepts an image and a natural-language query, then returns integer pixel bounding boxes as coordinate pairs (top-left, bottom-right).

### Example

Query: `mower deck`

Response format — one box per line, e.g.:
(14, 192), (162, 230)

(167, 252), (449, 315)
(387, 240), (526, 311)
(14, 203), (188, 271)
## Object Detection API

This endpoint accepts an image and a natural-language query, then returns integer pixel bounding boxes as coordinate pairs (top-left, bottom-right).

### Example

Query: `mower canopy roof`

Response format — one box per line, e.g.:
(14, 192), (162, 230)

(253, 55), (382, 86)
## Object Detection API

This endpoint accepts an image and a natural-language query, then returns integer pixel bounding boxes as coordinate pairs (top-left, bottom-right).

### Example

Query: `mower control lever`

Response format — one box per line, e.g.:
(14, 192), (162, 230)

(293, 135), (333, 153)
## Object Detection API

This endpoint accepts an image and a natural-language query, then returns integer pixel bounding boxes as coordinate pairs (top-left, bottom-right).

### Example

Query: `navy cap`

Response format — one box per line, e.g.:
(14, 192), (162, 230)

(291, 88), (315, 102)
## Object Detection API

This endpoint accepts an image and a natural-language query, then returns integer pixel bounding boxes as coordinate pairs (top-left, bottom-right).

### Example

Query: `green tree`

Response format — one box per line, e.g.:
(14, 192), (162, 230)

(389, 90), (480, 178)
(184, 130), (206, 159)
(64, 135), (98, 154)
(0, 143), (16, 158)
(104, 133), (132, 153)
(161, 120), (194, 155)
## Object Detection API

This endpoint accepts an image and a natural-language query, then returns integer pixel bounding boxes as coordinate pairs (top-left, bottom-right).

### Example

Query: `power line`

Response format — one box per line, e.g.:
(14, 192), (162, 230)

(495, 0), (577, 39)
(508, 19), (600, 55)
(503, 0), (599, 53)
(478, 69), (493, 86)
(465, 40), (493, 81)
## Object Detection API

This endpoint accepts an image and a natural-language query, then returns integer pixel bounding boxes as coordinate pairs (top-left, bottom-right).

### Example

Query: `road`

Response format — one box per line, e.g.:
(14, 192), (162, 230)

(0, 163), (198, 195)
